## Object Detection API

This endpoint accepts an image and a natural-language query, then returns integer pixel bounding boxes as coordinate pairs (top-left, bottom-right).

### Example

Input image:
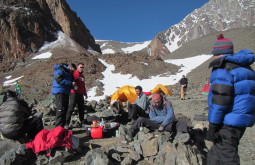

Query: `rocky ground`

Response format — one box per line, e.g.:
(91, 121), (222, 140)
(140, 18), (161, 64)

(1, 87), (254, 165)
(0, 27), (254, 165)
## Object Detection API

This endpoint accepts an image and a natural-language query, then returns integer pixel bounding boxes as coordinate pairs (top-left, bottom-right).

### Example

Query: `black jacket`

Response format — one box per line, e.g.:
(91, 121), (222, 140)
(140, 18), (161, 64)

(0, 97), (30, 135)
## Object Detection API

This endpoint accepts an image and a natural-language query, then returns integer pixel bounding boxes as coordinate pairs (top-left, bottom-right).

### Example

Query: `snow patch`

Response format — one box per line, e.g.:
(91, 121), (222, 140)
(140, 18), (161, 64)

(102, 48), (115, 54)
(87, 54), (212, 101)
(5, 76), (12, 79)
(121, 41), (151, 54)
(32, 52), (52, 59)
(3, 76), (24, 86)
(39, 31), (79, 52)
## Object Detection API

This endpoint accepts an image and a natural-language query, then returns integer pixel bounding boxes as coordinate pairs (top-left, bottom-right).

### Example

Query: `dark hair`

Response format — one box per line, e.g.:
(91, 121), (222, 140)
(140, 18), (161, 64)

(71, 63), (77, 70)
(61, 63), (68, 67)
(78, 63), (84, 66)
(135, 86), (142, 91)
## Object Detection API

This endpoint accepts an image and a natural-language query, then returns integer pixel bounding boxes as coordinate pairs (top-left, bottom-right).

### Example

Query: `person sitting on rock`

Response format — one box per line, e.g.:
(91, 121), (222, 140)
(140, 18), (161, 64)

(0, 90), (43, 142)
(128, 93), (190, 143)
(127, 86), (150, 125)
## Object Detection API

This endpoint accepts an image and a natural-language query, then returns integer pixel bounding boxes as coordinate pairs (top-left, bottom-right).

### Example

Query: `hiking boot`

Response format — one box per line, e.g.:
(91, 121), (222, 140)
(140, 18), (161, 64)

(173, 132), (190, 144)
(127, 119), (136, 125)
(127, 129), (136, 140)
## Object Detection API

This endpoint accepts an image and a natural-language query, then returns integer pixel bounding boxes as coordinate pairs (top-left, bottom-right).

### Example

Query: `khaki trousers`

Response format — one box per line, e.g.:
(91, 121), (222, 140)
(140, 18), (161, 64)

(180, 86), (187, 99)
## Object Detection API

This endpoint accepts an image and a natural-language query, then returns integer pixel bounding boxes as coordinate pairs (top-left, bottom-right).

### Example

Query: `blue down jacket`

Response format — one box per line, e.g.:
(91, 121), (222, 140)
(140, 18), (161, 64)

(52, 64), (72, 95)
(149, 98), (177, 127)
(208, 50), (255, 127)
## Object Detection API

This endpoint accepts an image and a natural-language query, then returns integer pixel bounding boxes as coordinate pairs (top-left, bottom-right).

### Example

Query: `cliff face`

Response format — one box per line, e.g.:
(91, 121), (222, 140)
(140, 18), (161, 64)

(42, 0), (101, 53)
(149, 0), (255, 57)
(0, 0), (100, 62)
(0, 0), (60, 60)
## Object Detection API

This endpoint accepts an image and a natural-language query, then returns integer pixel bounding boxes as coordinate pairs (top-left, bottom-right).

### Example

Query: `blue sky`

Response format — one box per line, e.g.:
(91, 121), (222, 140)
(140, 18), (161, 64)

(66, 0), (208, 42)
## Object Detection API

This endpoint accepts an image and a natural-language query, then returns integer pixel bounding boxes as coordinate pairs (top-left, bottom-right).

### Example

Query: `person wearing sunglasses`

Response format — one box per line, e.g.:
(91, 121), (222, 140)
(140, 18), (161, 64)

(65, 63), (88, 129)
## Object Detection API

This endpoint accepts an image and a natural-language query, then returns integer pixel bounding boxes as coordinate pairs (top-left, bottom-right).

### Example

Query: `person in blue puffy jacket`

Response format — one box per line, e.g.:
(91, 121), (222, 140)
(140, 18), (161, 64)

(207, 34), (255, 165)
(52, 63), (73, 127)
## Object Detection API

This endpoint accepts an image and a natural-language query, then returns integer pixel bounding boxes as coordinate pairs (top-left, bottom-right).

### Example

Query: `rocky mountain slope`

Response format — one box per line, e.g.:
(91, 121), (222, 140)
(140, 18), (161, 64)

(98, 0), (254, 57)
(0, 0), (100, 62)
(149, 0), (255, 57)
(0, 0), (254, 105)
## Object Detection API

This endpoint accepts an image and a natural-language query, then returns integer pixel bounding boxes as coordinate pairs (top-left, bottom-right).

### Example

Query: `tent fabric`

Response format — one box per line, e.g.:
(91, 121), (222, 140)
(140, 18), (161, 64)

(143, 92), (151, 96)
(110, 85), (138, 103)
(201, 84), (210, 95)
(150, 84), (174, 96)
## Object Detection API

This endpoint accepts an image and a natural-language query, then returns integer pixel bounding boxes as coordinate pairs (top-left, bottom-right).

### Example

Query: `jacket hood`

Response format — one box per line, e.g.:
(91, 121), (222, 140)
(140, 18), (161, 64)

(54, 64), (61, 70)
(225, 50), (255, 66)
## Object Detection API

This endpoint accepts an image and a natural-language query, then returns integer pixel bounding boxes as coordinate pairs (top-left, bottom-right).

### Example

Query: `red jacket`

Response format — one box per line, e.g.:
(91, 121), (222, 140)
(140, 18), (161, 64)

(26, 126), (73, 154)
(71, 70), (87, 95)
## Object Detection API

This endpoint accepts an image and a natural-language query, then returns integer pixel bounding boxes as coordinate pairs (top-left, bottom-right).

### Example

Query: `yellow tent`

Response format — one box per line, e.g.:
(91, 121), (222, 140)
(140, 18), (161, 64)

(150, 84), (174, 96)
(110, 85), (138, 103)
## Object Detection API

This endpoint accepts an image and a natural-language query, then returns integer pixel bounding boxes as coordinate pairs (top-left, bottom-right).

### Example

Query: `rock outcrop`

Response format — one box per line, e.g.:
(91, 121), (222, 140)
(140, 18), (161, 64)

(0, 0), (100, 62)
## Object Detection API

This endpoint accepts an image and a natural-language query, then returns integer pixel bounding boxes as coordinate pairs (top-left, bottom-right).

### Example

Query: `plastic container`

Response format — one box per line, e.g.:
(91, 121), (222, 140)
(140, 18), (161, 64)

(115, 130), (120, 137)
(90, 126), (103, 139)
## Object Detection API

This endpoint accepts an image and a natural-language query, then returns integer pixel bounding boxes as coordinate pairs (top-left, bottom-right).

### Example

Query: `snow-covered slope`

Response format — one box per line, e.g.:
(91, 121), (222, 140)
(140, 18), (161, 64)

(87, 54), (212, 101)
(96, 40), (151, 54)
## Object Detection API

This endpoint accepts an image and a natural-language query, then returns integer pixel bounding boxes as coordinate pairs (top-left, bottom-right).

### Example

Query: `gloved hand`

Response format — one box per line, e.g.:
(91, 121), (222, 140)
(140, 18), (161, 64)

(158, 125), (164, 132)
(206, 123), (221, 142)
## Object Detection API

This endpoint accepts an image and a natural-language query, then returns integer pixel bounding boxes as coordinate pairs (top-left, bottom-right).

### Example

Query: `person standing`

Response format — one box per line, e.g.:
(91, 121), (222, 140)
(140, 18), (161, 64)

(52, 63), (73, 127)
(206, 34), (255, 165)
(179, 75), (188, 100)
(65, 63), (88, 129)
(127, 86), (150, 125)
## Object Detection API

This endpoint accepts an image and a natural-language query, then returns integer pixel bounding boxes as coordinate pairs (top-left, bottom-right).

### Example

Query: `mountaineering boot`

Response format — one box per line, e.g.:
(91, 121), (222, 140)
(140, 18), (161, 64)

(173, 132), (190, 144)
(127, 128), (137, 140)
(127, 119), (136, 125)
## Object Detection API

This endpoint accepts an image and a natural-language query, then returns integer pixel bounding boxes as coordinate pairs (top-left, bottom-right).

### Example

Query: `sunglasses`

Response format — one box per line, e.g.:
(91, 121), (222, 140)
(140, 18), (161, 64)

(79, 67), (84, 68)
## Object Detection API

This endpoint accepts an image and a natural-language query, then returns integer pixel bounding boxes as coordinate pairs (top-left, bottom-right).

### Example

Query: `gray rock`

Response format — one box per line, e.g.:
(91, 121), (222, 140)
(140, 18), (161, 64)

(48, 150), (73, 164)
(121, 157), (134, 165)
(82, 148), (110, 165)
(90, 100), (97, 109)
(112, 153), (121, 162)
(129, 149), (141, 162)
(36, 154), (49, 165)
(154, 151), (166, 165)
(0, 144), (35, 165)
(141, 138), (158, 157)
(0, 139), (21, 157)
(133, 142), (143, 155)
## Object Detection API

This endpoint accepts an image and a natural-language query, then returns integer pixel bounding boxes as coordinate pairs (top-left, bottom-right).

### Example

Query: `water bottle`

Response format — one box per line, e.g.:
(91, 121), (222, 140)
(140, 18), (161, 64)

(115, 130), (120, 137)
(100, 118), (105, 127)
